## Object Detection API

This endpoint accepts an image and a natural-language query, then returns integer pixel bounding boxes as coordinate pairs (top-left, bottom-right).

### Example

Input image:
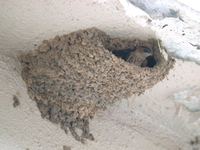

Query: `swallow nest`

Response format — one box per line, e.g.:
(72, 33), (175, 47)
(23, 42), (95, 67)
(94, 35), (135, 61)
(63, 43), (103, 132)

(19, 27), (175, 142)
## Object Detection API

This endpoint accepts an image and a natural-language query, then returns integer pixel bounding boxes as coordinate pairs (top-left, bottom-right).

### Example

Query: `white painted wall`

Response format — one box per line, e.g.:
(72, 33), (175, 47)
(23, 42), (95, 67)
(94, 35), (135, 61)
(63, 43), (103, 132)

(1, 0), (200, 150)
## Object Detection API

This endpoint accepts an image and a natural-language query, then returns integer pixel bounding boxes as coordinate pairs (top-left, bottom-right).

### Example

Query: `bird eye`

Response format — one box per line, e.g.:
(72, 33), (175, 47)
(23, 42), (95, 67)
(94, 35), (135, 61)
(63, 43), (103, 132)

(143, 48), (150, 53)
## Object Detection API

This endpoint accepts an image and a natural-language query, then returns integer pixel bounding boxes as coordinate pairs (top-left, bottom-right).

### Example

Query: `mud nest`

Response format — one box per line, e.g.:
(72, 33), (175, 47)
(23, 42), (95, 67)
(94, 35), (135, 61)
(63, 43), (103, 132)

(19, 27), (175, 142)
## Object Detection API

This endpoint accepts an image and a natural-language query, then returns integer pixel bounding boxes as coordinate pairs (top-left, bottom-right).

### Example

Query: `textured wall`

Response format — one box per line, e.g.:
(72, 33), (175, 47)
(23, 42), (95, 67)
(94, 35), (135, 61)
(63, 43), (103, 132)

(0, 0), (200, 150)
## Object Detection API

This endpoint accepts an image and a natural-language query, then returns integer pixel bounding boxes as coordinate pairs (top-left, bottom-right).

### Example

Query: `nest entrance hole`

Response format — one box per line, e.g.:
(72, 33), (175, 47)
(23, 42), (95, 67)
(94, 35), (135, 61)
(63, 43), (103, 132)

(146, 56), (156, 68)
(111, 49), (156, 68)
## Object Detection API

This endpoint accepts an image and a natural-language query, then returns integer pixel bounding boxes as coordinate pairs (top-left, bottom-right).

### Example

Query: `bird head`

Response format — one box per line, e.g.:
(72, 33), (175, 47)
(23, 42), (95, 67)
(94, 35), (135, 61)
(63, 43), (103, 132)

(137, 46), (152, 59)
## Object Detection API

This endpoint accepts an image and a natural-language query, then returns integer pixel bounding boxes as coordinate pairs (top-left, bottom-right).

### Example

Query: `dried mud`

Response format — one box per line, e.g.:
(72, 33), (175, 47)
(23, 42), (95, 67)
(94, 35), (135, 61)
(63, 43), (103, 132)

(19, 27), (175, 142)
(13, 95), (20, 107)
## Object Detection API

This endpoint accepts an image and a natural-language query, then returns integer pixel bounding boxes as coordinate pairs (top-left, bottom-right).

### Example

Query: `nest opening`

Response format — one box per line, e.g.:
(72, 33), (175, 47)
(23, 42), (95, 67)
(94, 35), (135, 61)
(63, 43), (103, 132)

(111, 49), (156, 68)
(146, 56), (156, 68)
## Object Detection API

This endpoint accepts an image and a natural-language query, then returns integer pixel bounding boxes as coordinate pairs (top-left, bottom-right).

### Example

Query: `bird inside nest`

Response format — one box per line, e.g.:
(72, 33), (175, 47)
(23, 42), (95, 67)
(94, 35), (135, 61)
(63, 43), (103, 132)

(112, 46), (153, 67)
(123, 46), (153, 67)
